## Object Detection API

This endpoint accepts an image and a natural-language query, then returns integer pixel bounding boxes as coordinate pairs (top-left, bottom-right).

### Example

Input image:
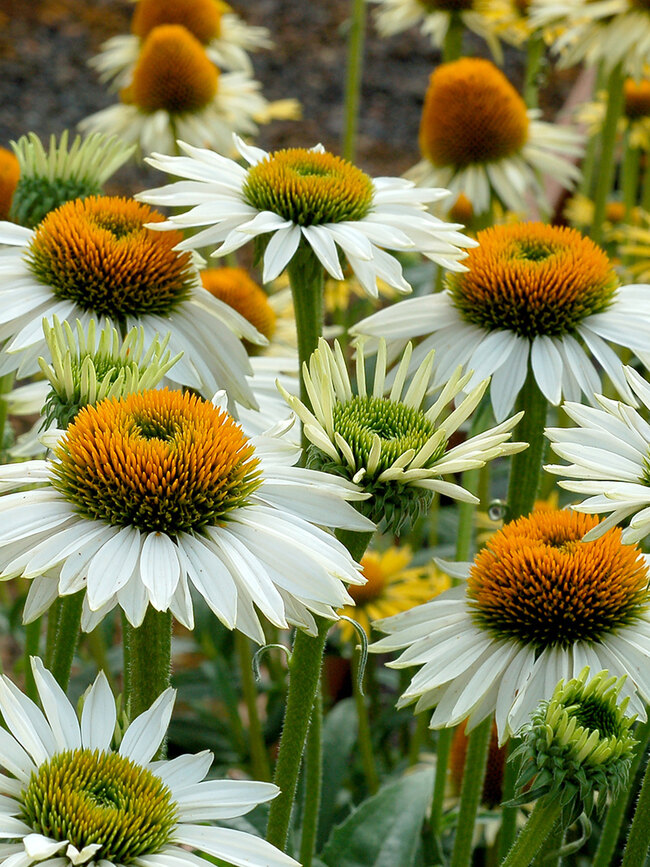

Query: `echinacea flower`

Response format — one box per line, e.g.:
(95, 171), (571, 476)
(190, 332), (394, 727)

(352, 221), (650, 420)
(0, 657), (298, 867)
(138, 136), (476, 297)
(546, 365), (650, 544)
(370, 0), (503, 62)
(0, 195), (261, 405)
(406, 58), (583, 215)
(371, 509), (650, 741)
(0, 146), (19, 221)
(200, 266), (277, 349)
(0, 388), (371, 641)
(80, 25), (273, 157)
(9, 131), (134, 229)
(336, 546), (450, 642)
(92, 0), (272, 87)
(511, 668), (637, 822)
(279, 337), (525, 532)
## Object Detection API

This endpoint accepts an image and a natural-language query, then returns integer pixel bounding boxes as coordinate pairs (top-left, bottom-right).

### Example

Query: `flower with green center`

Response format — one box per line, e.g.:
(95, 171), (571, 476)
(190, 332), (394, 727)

(371, 508), (650, 741)
(279, 337), (525, 533)
(9, 130), (134, 229)
(511, 668), (638, 823)
(138, 136), (475, 296)
(0, 388), (371, 640)
(91, 0), (272, 89)
(370, 0), (504, 61)
(80, 25), (280, 158)
(0, 657), (298, 867)
(0, 194), (262, 407)
(352, 221), (650, 420)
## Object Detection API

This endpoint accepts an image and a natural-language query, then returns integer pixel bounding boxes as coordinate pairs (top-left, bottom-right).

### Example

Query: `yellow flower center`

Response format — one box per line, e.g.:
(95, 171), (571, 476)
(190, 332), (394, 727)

(20, 749), (177, 865)
(468, 511), (649, 648)
(447, 222), (618, 338)
(419, 58), (530, 168)
(242, 149), (374, 226)
(201, 267), (277, 341)
(123, 25), (218, 114)
(349, 552), (391, 605)
(27, 196), (195, 322)
(132, 0), (223, 43)
(448, 192), (474, 225)
(51, 389), (262, 535)
(0, 146), (19, 222)
(624, 78), (650, 118)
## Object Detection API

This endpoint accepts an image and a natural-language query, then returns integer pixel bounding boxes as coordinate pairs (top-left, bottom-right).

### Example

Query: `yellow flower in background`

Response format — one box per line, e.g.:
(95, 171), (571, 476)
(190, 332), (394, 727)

(576, 77), (650, 152)
(0, 147), (19, 221)
(201, 267), (277, 347)
(407, 58), (582, 215)
(484, 0), (535, 46)
(324, 273), (398, 313)
(337, 547), (450, 642)
(613, 209), (650, 282)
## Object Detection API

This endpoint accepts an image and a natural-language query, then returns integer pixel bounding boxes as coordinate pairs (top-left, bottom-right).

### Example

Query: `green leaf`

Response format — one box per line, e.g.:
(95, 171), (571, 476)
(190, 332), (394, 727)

(317, 698), (359, 850)
(320, 767), (434, 867)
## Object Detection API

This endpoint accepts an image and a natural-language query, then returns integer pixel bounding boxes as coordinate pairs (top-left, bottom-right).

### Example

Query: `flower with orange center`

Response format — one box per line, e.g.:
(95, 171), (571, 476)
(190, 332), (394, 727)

(201, 267), (276, 345)
(370, 0), (503, 61)
(371, 509), (650, 741)
(352, 221), (650, 420)
(406, 58), (582, 215)
(336, 547), (450, 642)
(91, 0), (271, 88)
(0, 194), (263, 406)
(140, 136), (474, 296)
(0, 147), (19, 221)
(0, 388), (372, 638)
(81, 25), (273, 157)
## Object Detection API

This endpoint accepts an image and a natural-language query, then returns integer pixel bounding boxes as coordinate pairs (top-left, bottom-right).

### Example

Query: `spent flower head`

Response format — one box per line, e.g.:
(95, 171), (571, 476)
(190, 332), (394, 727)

(511, 668), (638, 823)
(279, 337), (525, 533)
(9, 131), (134, 229)
(39, 316), (182, 428)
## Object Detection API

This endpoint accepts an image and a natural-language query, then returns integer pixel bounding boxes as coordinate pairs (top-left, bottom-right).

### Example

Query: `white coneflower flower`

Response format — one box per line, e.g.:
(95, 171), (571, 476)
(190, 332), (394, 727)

(279, 337), (525, 533)
(371, 509), (650, 741)
(0, 388), (372, 641)
(92, 0), (272, 87)
(0, 194), (262, 406)
(81, 25), (273, 157)
(138, 135), (476, 297)
(407, 58), (582, 215)
(353, 222), (650, 420)
(0, 657), (298, 867)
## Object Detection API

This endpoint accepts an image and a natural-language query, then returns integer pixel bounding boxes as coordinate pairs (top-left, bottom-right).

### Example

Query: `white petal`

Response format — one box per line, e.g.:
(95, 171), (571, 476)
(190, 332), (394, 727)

(81, 671), (116, 752)
(30, 660), (81, 752)
(119, 688), (175, 765)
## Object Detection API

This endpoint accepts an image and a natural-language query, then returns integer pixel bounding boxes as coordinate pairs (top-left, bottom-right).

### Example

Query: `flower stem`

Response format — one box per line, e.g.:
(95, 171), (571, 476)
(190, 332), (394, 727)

(299, 687), (323, 867)
(286, 243), (325, 413)
(236, 629), (271, 782)
(44, 598), (61, 669)
(592, 62), (626, 247)
(449, 716), (492, 867)
(500, 796), (563, 867)
(506, 365), (548, 520)
(622, 134), (641, 219)
(23, 618), (41, 702)
(497, 742), (520, 860)
(579, 64), (607, 199)
(48, 591), (84, 689)
(123, 607), (172, 722)
(523, 37), (544, 109)
(443, 15), (464, 62)
(342, 0), (367, 163)
(593, 717), (650, 867)
(352, 646), (379, 794)
(429, 726), (453, 857)
(621, 744), (650, 866)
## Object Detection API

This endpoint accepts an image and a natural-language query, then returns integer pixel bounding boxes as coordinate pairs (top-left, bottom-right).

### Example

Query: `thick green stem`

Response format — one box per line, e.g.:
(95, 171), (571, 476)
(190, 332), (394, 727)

(342, 0), (367, 163)
(48, 591), (84, 689)
(236, 629), (271, 782)
(531, 821), (563, 866)
(266, 619), (330, 850)
(593, 717), (650, 867)
(621, 742), (650, 867)
(622, 136), (641, 219)
(123, 607), (172, 722)
(429, 726), (453, 858)
(450, 716), (492, 867)
(286, 243), (325, 413)
(579, 64), (607, 199)
(506, 366), (549, 520)
(642, 155), (650, 212)
(500, 797), (563, 867)
(524, 37), (544, 109)
(498, 742), (520, 860)
(592, 63), (626, 246)
(23, 619), (41, 702)
(443, 15), (464, 62)
(299, 688), (323, 867)
(352, 648), (379, 794)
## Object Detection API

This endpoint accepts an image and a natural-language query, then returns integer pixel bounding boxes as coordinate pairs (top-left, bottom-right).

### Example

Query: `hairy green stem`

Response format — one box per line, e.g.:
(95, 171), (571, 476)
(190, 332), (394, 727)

(299, 688), (323, 867)
(352, 648), (379, 794)
(500, 797), (563, 867)
(123, 607), (172, 722)
(524, 37), (544, 109)
(621, 739), (650, 867)
(236, 629), (271, 782)
(498, 742), (520, 860)
(506, 366), (548, 520)
(44, 597), (61, 669)
(49, 591), (84, 689)
(531, 821), (563, 866)
(286, 243), (325, 413)
(450, 716), (492, 867)
(342, 0), (367, 162)
(592, 62), (626, 246)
